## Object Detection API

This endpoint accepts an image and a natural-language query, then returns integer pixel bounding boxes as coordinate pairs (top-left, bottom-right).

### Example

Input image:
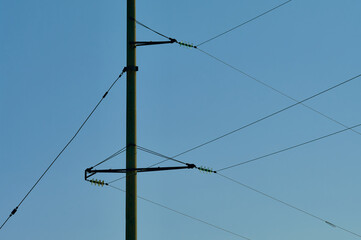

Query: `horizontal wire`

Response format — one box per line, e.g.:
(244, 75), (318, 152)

(0, 68), (127, 231)
(196, 48), (361, 137)
(217, 173), (361, 238)
(107, 184), (252, 240)
(217, 122), (361, 172)
(196, 0), (292, 46)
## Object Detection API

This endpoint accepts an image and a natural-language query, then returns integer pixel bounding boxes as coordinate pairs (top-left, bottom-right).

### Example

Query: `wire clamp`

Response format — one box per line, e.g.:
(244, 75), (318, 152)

(10, 207), (18, 217)
(124, 66), (139, 72)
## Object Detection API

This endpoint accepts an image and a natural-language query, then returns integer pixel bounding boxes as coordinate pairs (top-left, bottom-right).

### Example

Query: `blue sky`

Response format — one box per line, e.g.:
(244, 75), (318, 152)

(1, 0), (361, 239)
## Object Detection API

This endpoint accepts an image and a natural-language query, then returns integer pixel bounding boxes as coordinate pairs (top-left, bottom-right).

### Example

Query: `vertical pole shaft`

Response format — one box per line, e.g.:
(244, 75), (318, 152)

(126, 0), (136, 240)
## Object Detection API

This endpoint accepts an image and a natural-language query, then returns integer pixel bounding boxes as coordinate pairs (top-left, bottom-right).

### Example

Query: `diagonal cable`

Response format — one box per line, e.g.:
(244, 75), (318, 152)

(197, 48), (361, 137)
(107, 184), (252, 240)
(136, 145), (189, 165)
(132, 16), (361, 139)
(132, 17), (174, 41)
(107, 146), (191, 184)
(0, 68), (127, 231)
(217, 173), (361, 238)
(131, 20), (361, 159)
(197, 0), (292, 46)
(90, 146), (127, 169)
(169, 72), (361, 163)
(217, 122), (361, 172)
(107, 72), (361, 184)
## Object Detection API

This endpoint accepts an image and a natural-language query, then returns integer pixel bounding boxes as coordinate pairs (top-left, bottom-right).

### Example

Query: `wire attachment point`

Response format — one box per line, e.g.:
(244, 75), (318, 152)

(197, 166), (216, 173)
(178, 41), (197, 49)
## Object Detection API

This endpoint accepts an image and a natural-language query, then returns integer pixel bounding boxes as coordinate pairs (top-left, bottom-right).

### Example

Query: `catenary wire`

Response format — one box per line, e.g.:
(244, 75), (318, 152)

(196, 48), (361, 137)
(197, 0), (292, 46)
(105, 147), (360, 239)
(217, 173), (361, 238)
(0, 68), (127, 231)
(107, 71), (361, 184)
(104, 13), (358, 239)
(165, 72), (361, 164)
(217, 122), (361, 172)
(107, 184), (252, 240)
(130, 19), (361, 162)
(107, 145), (361, 238)
(110, 22), (361, 182)
(107, 145), (361, 239)
(133, 15), (361, 138)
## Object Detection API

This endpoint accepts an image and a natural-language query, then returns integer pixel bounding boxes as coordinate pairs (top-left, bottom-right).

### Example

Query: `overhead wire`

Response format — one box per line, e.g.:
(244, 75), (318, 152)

(0, 68), (127, 231)
(133, 18), (197, 48)
(134, 1), (292, 47)
(106, 18), (360, 239)
(107, 71), (361, 183)
(216, 173), (361, 238)
(196, 0), (292, 47)
(196, 48), (361, 137)
(133, 18), (361, 160)
(90, 15), (361, 239)
(3, 5), (357, 238)
(110, 146), (361, 239)
(0, 217), (11, 232)
(131, 17), (174, 41)
(107, 146), (195, 184)
(107, 184), (252, 240)
(107, 146), (361, 239)
(162, 72), (361, 165)
(217, 122), (361, 172)
(102, 9), (361, 240)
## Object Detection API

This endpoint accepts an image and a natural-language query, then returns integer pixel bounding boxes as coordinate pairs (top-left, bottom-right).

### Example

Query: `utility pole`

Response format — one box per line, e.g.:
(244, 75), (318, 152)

(126, 0), (137, 239)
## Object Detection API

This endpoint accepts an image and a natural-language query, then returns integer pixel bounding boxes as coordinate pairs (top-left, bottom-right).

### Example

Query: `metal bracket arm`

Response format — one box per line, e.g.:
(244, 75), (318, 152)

(85, 164), (196, 180)
(132, 38), (176, 47)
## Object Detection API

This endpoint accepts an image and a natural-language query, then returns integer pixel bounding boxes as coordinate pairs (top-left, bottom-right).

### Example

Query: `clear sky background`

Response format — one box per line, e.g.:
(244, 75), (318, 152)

(1, 0), (361, 239)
